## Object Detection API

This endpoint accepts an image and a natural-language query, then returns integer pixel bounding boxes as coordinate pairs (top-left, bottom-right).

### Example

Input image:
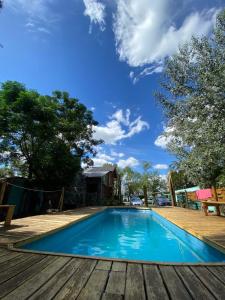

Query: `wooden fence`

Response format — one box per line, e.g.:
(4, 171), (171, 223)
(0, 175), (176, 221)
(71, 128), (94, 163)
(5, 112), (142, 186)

(187, 188), (225, 202)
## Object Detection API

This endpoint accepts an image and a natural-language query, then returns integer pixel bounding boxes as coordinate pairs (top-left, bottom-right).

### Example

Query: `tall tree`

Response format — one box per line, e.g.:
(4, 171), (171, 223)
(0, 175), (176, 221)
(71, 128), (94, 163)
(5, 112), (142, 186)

(121, 163), (167, 204)
(0, 81), (102, 187)
(121, 167), (141, 199)
(156, 10), (225, 188)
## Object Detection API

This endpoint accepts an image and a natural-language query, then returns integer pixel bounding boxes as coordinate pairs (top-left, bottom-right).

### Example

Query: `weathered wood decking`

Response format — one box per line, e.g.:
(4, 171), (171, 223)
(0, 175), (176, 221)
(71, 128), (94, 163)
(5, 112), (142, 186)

(0, 247), (225, 299)
(0, 207), (105, 246)
(0, 206), (225, 299)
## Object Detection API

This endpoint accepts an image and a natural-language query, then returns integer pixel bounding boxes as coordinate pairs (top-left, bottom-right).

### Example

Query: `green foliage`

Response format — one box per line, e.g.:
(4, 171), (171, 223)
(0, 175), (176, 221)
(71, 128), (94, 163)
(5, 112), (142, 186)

(0, 167), (14, 178)
(169, 170), (194, 190)
(156, 10), (225, 187)
(216, 169), (225, 187)
(120, 166), (141, 197)
(120, 162), (167, 200)
(0, 81), (102, 187)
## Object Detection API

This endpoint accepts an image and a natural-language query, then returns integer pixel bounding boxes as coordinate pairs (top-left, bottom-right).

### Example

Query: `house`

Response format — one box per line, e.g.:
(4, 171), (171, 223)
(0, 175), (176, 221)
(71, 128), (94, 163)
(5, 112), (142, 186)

(83, 166), (120, 205)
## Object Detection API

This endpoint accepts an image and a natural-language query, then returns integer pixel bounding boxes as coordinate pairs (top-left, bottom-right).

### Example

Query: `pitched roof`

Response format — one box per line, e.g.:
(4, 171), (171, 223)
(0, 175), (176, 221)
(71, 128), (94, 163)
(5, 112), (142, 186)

(83, 166), (117, 178)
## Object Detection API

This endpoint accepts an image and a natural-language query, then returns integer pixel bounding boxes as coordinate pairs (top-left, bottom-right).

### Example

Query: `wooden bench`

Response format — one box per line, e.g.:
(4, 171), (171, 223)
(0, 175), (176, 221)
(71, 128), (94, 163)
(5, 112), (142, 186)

(202, 201), (225, 216)
(0, 205), (16, 226)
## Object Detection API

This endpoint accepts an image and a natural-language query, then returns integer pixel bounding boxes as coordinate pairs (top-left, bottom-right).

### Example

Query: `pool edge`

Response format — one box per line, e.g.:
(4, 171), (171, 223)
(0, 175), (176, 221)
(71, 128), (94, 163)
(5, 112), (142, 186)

(152, 208), (225, 256)
(9, 206), (225, 266)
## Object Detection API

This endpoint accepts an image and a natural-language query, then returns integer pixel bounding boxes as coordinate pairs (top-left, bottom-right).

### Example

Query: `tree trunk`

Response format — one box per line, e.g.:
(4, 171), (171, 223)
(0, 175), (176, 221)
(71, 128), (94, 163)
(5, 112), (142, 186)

(143, 185), (148, 207)
(28, 164), (33, 180)
(168, 171), (176, 206)
(212, 185), (218, 201)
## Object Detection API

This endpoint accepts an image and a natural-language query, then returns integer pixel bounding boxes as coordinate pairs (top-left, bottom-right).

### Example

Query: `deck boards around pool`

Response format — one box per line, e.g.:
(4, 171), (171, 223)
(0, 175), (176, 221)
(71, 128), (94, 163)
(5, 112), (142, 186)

(152, 207), (225, 251)
(0, 207), (105, 246)
(0, 248), (225, 299)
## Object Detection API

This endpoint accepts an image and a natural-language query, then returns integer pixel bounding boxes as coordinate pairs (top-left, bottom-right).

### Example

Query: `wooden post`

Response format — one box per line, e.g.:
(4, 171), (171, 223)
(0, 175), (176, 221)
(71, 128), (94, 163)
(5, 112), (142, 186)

(212, 186), (218, 201)
(168, 172), (176, 206)
(5, 205), (15, 226)
(143, 185), (148, 207)
(185, 191), (188, 208)
(0, 181), (7, 205)
(58, 187), (65, 211)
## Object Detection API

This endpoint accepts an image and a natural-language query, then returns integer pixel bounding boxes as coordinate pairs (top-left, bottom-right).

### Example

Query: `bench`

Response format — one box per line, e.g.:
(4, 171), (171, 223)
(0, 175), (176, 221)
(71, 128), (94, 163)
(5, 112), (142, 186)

(0, 205), (16, 226)
(202, 201), (225, 216)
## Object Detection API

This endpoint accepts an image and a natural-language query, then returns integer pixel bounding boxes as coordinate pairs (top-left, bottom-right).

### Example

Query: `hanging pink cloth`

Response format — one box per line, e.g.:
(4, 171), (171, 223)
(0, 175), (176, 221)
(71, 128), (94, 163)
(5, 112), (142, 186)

(196, 189), (212, 200)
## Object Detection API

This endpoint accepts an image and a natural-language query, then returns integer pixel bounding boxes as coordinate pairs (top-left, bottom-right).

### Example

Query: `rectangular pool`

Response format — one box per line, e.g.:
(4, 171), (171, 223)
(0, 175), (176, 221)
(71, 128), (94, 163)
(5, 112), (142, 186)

(20, 208), (225, 263)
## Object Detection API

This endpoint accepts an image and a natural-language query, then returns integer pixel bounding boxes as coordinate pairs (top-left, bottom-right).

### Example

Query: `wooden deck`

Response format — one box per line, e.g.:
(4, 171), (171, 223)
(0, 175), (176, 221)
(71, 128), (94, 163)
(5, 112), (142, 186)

(0, 206), (225, 299)
(152, 207), (225, 252)
(0, 207), (105, 246)
(0, 247), (225, 299)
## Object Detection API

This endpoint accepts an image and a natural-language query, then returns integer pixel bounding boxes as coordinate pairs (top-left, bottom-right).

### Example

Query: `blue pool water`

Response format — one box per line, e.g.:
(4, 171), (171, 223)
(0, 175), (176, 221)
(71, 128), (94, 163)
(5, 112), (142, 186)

(21, 208), (225, 263)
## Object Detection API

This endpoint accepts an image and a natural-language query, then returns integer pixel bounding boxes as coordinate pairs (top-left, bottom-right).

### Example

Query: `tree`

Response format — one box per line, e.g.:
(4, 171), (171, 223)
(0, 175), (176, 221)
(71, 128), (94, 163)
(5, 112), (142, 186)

(121, 167), (141, 199)
(140, 162), (151, 207)
(0, 81), (102, 187)
(121, 163), (167, 205)
(156, 10), (225, 188)
(140, 162), (167, 205)
(169, 170), (194, 190)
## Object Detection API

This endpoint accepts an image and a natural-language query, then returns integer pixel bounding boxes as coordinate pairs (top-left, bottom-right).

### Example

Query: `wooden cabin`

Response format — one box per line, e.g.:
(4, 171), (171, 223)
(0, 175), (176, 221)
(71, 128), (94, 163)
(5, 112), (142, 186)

(83, 166), (120, 205)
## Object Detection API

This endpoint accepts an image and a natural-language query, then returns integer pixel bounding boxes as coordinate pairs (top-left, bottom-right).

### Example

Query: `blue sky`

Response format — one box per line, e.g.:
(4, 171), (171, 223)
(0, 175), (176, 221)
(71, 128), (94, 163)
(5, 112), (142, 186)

(0, 0), (224, 177)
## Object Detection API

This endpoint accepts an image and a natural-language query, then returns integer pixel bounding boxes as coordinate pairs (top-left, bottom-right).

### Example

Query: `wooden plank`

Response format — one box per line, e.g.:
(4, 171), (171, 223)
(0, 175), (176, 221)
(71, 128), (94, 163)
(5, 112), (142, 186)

(152, 207), (225, 252)
(125, 263), (146, 300)
(159, 266), (191, 300)
(0, 251), (21, 263)
(207, 266), (225, 283)
(106, 271), (126, 296)
(0, 254), (45, 284)
(175, 266), (214, 299)
(77, 269), (109, 300)
(0, 207), (104, 246)
(0, 255), (57, 298)
(0, 248), (8, 257)
(102, 292), (123, 300)
(96, 260), (112, 271)
(191, 266), (225, 299)
(29, 258), (82, 300)
(143, 265), (169, 300)
(0, 253), (32, 272)
(54, 259), (97, 300)
(112, 261), (126, 272)
(3, 256), (70, 300)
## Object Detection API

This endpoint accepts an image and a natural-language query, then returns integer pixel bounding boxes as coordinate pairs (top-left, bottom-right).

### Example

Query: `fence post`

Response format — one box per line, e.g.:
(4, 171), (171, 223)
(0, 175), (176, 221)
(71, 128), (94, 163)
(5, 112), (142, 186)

(0, 181), (7, 205)
(59, 187), (65, 211)
(212, 186), (218, 201)
(168, 172), (176, 206)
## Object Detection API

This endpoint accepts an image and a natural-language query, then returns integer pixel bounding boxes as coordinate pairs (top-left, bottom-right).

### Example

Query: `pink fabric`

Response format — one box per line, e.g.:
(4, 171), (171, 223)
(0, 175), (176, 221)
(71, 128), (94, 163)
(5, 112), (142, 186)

(196, 189), (212, 200)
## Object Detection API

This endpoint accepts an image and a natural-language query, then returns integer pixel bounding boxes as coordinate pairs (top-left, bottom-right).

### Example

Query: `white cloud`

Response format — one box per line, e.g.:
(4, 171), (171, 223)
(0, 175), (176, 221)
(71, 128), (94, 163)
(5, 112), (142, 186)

(153, 164), (168, 170)
(37, 27), (51, 34)
(129, 71), (134, 79)
(93, 109), (149, 144)
(131, 65), (163, 84)
(113, 0), (219, 78)
(117, 157), (139, 168)
(92, 157), (111, 166)
(83, 0), (106, 33)
(111, 150), (124, 158)
(154, 126), (175, 149)
(7, 0), (59, 33)
(92, 151), (115, 166)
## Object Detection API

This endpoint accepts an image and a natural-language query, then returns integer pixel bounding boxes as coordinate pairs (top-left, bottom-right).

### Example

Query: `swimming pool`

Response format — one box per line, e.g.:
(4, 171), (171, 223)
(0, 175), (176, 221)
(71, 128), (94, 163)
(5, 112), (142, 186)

(20, 208), (225, 263)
